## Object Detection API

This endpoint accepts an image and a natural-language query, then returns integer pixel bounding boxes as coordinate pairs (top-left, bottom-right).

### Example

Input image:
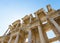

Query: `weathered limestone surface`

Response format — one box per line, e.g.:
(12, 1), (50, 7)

(0, 5), (60, 43)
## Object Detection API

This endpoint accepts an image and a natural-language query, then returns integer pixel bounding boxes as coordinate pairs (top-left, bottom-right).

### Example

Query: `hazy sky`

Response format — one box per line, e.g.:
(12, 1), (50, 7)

(0, 0), (60, 42)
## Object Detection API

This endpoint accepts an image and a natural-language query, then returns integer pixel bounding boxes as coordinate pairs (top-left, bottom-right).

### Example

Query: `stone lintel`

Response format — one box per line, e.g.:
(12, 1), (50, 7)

(8, 25), (14, 31)
(22, 14), (33, 24)
(22, 15), (30, 20)
(34, 8), (44, 15)
(12, 20), (20, 26)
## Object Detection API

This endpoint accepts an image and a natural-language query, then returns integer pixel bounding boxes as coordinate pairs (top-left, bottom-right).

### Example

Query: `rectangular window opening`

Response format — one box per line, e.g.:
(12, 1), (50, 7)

(46, 30), (56, 39)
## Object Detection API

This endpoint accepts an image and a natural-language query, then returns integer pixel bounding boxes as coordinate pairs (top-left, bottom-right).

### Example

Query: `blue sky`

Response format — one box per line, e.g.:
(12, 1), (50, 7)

(0, 0), (60, 42)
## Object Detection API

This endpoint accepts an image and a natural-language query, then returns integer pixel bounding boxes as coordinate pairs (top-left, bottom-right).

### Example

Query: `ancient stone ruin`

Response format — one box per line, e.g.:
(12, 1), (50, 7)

(0, 5), (60, 43)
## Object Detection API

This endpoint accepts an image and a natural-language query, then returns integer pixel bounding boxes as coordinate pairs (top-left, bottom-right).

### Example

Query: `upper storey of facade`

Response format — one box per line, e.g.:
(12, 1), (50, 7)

(7, 4), (60, 33)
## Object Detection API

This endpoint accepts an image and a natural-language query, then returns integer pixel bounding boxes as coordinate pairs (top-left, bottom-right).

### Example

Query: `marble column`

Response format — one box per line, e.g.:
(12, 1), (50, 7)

(49, 18), (60, 33)
(1, 29), (10, 43)
(1, 39), (4, 43)
(38, 26), (46, 43)
(23, 38), (26, 43)
(8, 35), (12, 43)
(14, 33), (19, 43)
(28, 30), (32, 43)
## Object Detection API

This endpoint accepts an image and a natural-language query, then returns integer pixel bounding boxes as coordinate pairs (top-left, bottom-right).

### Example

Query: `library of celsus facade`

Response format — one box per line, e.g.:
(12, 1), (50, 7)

(0, 5), (60, 43)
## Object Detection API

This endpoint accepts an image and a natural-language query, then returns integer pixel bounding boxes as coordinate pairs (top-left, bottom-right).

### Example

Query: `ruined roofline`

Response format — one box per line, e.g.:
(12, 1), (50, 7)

(4, 4), (55, 32)
(2, 4), (59, 36)
(13, 4), (54, 24)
